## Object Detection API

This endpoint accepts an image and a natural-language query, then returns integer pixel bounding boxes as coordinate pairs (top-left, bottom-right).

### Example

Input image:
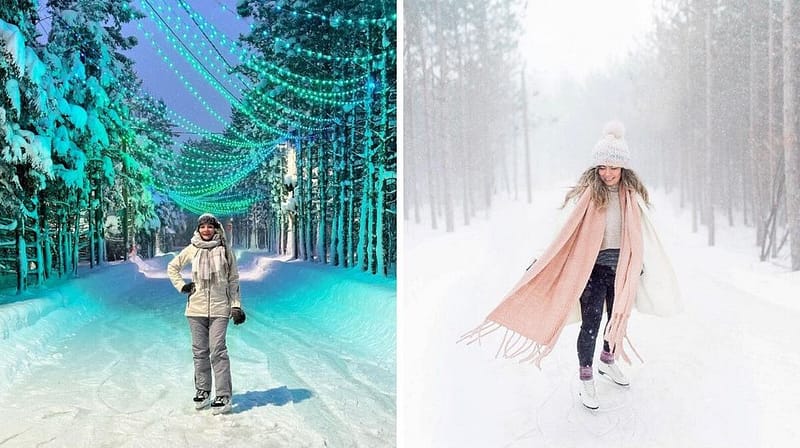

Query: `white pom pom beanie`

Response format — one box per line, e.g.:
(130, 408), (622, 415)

(592, 120), (631, 168)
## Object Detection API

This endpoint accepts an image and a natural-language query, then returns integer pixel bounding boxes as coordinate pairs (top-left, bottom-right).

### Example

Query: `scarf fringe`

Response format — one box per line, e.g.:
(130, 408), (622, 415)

(604, 313), (645, 364)
(458, 320), (552, 368)
(460, 318), (645, 368)
(457, 320), (500, 347)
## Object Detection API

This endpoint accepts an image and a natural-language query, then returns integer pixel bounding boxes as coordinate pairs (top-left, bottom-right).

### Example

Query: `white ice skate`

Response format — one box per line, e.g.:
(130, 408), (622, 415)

(580, 379), (599, 410)
(598, 360), (630, 387)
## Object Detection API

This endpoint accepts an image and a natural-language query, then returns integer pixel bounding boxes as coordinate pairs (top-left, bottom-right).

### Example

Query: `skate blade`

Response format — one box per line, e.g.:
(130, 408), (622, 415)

(598, 370), (630, 387)
(579, 393), (599, 410)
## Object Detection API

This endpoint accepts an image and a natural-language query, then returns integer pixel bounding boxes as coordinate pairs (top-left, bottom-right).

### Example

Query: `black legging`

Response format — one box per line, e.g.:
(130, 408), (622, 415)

(577, 264), (615, 367)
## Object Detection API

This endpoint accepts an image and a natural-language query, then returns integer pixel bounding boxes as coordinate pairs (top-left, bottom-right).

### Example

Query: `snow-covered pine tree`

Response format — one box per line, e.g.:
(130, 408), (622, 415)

(46, 0), (143, 267)
(0, 2), (56, 290)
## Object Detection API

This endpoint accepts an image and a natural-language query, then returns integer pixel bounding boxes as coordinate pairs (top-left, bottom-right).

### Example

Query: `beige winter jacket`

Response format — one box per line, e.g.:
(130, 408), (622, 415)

(167, 244), (241, 317)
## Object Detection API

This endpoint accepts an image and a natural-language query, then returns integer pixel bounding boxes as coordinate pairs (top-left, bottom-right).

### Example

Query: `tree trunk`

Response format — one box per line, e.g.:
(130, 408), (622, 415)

(376, 166), (387, 275)
(317, 140), (327, 263)
(96, 187), (105, 264)
(34, 210), (43, 286)
(747, 0), (759, 232)
(521, 65), (532, 204)
(73, 211), (80, 275)
(435, 0), (454, 232)
(357, 74), (375, 271)
(88, 200), (95, 269)
(305, 142), (313, 261)
(767, 0), (779, 257)
(420, 40), (437, 230)
(347, 118), (356, 267)
(329, 130), (340, 266)
(336, 130), (347, 266)
(39, 192), (51, 281)
(122, 184), (129, 260)
(782, 0), (800, 270)
(16, 210), (27, 292)
(704, 1), (715, 246)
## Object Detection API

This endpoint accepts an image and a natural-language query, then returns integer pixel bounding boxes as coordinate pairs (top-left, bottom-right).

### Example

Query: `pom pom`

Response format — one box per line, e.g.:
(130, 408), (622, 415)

(602, 121), (625, 139)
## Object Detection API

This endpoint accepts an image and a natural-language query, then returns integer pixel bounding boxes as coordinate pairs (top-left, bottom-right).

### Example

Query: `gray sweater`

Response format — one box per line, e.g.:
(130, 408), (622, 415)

(600, 186), (621, 250)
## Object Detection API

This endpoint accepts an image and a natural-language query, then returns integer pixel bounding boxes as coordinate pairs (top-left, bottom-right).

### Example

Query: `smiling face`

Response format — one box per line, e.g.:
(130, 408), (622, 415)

(198, 223), (216, 241)
(597, 165), (622, 187)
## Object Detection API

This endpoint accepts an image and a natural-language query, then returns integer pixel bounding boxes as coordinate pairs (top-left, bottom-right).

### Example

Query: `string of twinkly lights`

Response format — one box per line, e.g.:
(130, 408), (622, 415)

(124, 4), (264, 214)
(169, 164), (256, 197)
(154, 0), (252, 91)
(167, 140), (284, 198)
(133, 3), (280, 212)
(146, 11), (345, 126)
(138, 24), (241, 130)
(258, 70), (366, 99)
(243, 90), (339, 126)
(270, 3), (396, 28)
(176, 150), (249, 167)
(138, 19), (290, 137)
(177, 0), (246, 56)
(142, 0), (242, 102)
(125, 86), (270, 149)
(272, 36), (394, 64)
(177, 0), (374, 87)
(132, 0), (395, 217)
(170, 161), (253, 196)
(151, 1), (359, 113)
(169, 190), (265, 215)
(141, 1), (336, 134)
(244, 64), (367, 107)
(179, 143), (256, 165)
(161, 105), (267, 148)
(139, 4), (243, 107)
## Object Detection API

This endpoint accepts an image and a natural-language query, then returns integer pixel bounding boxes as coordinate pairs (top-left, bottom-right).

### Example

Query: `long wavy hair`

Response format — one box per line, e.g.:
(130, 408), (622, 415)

(561, 167), (651, 209)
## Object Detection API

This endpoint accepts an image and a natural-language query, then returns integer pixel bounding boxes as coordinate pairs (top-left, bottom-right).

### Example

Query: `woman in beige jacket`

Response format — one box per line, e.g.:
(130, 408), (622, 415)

(167, 213), (245, 415)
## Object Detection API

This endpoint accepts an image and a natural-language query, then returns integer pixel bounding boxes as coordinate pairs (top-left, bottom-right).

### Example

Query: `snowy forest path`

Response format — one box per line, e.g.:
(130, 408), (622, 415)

(403, 190), (800, 447)
(0, 251), (396, 447)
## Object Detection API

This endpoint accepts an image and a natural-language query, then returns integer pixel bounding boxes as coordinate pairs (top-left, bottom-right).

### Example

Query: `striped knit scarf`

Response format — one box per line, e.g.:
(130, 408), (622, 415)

(190, 232), (227, 289)
(459, 186), (644, 366)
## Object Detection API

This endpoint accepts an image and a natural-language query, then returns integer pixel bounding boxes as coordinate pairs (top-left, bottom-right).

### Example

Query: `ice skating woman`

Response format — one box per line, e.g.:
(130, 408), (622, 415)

(167, 213), (246, 415)
(461, 121), (681, 410)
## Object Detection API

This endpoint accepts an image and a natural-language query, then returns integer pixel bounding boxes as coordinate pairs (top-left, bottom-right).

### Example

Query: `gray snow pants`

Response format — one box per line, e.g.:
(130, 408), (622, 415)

(188, 316), (231, 397)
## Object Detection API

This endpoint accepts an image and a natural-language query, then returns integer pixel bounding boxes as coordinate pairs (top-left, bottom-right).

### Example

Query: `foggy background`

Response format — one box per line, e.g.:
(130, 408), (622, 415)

(403, 0), (800, 269)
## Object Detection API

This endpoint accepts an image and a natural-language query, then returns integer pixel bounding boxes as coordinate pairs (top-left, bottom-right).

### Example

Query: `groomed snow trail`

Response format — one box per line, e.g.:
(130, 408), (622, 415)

(0, 252), (395, 447)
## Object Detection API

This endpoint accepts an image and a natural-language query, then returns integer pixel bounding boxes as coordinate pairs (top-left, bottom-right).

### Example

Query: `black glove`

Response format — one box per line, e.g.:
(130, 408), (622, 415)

(231, 307), (246, 325)
(181, 282), (195, 294)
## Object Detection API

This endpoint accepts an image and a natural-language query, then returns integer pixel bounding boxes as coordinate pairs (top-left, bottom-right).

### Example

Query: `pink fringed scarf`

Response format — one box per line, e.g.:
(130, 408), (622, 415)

(459, 186), (644, 366)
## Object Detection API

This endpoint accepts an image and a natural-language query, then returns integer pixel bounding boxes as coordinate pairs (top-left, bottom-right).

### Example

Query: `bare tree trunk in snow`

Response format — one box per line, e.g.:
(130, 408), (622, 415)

(782, 0), (800, 270)
(704, 1), (715, 246)
(521, 65), (532, 204)
(767, 0), (778, 257)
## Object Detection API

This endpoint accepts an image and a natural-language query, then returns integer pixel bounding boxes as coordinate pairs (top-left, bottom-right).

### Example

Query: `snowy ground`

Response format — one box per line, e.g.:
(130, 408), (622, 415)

(0, 252), (395, 447)
(401, 187), (800, 448)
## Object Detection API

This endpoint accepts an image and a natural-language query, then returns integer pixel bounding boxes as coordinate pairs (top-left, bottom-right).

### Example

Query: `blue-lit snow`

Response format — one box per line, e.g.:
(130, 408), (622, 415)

(0, 252), (395, 447)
